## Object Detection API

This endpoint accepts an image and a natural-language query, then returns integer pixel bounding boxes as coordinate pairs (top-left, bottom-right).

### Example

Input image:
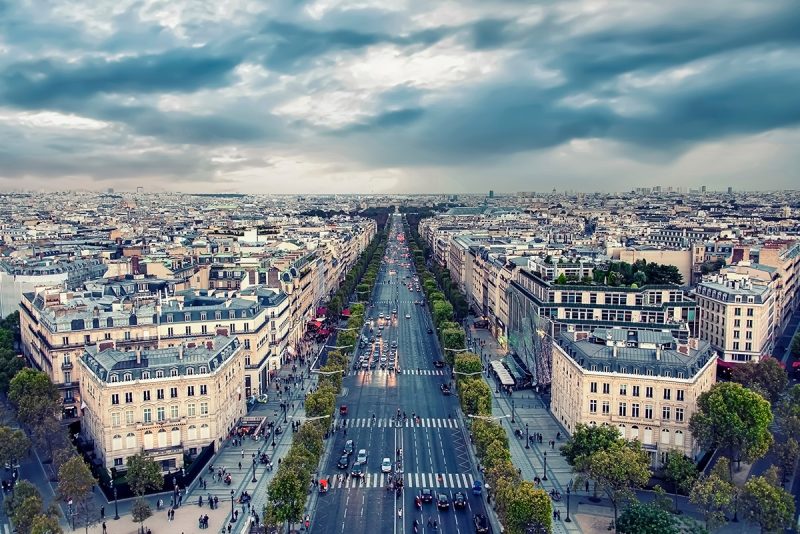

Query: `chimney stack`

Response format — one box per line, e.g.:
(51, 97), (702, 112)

(179, 345), (185, 360)
(612, 345), (618, 357)
(655, 346), (661, 361)
(135, 349), (142, 365)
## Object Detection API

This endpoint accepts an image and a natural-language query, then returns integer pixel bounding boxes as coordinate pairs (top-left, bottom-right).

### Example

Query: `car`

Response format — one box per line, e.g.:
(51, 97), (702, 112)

(472, 480), (483, 495)
(440, 384), (451, 396)
(381, 458), (392, 473)
(427, 327), (434, 334)
(351, 462), (364, 478)
(391, 340), (398, 348)
(434, 360), (445, 368)
(420, 488), (434, 503)
(370, 360), (377, 369)
(379, 313), (384, 319)
(337, 455), (350, 469)
(388, 361), (395, 370)
(454, 491), (467, 509)
(380, 356), (387, 363)
(392, 309), (398, 315)
(343, 440), (355, 455)
(361, 361), (369, 369)
(405, 313), (411, 319)
(436, 493), (450, 510)
(473, 513), (490, 533)
(340, 405), (349, 416)
(356, 449), (368, 463)
(376, 330), (382, 337)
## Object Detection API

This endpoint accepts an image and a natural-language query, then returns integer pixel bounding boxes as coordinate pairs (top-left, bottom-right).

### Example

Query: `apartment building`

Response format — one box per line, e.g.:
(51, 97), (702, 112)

(79, 336), (244, 472)
(551, 328), (717, 465)
(20, 280), (289, 417)
(694, 272), (775, 365)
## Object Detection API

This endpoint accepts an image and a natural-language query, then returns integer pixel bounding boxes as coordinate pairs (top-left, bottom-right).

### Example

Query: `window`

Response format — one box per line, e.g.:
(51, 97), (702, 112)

(662, 406), (671, 420)
(201, 325), (208, 334)
(143, 391), (151, 401)
(142, 371), (150, 379)
(156, 370), (164, 378)
(632, 385), (640, 397)
(661, 428), (671, 445)
(602, 383), (610, 394)
(618, 402), (627, 417)
(590, 382), (598, 393)
(111, 394), (120, 405)
(125, 392), (133, 403)
(631, 403), (640, 418)
(171, 369), (179, 377)
(110, 374), (119, 383)
(167, 327), (174, 337)
(157, 407), (165, 421)
(114, 458), (124, 467)
(187, 386), (195, 396)
(157, 389), (164, 400)
(170, 405), (179, 419)
(676, 389), (685, 402)
(589, 400), (597, 413)
(620, 384), (627, 396)
(143, 408), (152, 423)
(645, 405), (653, 420)
(200, 385), (207, 395)
(200, 402), (209, 415)
(734, 307), (742, 316)
(663, 389), (671, 400)
(675, 408), (684, 422)
(187, 403), (196, 417)
(733, 341), (740, 350)
(646, 386), (653, 398)
(733, 330), (740, 339)
(602, 401), (610, 415)
(123, 373), (132, 381)
(170, 387), (178, 398)
(185, 326), (191, 335)
(111, 412), (120, 427)
(125, 410), (134, 424)
(747, 308), (754, 317)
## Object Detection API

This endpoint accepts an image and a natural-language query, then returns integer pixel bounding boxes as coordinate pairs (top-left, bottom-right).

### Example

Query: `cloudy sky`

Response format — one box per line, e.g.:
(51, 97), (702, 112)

(1, 0), (799, 194)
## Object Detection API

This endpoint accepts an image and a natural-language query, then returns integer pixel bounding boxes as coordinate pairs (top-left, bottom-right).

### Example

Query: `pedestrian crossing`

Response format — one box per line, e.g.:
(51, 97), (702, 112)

(349, 369), (445, 376)
(322, 472), (475, 490)
(342, 417), (459, 429)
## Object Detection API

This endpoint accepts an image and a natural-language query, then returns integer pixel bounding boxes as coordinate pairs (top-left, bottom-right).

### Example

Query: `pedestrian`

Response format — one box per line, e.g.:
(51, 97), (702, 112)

(168, 508), (173, 522)
(102, 521), (107, 533)
(100, 505), (105, 519)
(239, 461), (242, 470)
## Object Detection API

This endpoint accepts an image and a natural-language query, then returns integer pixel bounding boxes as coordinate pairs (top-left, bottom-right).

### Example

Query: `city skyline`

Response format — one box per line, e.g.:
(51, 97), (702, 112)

(1, 0), (799, 193)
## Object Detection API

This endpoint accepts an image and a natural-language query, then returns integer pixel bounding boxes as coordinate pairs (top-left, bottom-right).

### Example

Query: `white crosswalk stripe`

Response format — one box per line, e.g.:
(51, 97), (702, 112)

(342, 417), (459, 429)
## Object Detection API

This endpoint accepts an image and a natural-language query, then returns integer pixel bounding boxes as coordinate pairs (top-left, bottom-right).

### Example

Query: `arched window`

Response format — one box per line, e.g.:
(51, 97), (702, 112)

(675, 430), (685, 447)
(142, 371), (150, 379)
(171, 427), (181, 446)
(143, 430), (154, 450)
(107, 317), (114, 328)
(661, 428), (671, 444)
(155, 370), (164, 378)
(617, 424), (626, 439)
(157, 429), (167, 447)
(199, 366), (207, 374)
(109, 374), (118, 383)
(187, 425), (197, 441)
(112, 434), (122, 451)
(170, 368), (179, 377)
(200, 424), (210, 439)
(129, 314), (138, 326)
(643, 427), (653, 445)
(187, 367), (195, 375)
(630, 425), (640, 441)
(125, 433), (136, 449)
(123, 373), (132, 382)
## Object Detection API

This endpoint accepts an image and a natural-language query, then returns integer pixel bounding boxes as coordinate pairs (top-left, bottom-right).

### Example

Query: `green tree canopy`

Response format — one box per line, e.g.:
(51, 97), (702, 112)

(739, 467), (795, 534)
(731, 357), (788, 404)
(689, 382), (773, 474)
(616, 501), (678, 534)
(498, 482), (552, 534)
(560, 423), (622, 465)
(662, 452), (699, 513)
(689, 457), (735, 530)
(126, 453), (163, 497)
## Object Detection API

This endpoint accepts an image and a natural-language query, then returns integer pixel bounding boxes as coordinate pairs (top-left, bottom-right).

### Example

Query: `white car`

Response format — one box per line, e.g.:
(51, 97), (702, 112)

(405, 313), (411, 319)
(381, 458), (392, 473)
(357, 449), (368, 464)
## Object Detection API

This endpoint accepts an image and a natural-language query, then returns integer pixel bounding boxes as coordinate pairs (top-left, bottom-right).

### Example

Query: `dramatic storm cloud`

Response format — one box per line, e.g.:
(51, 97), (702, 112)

(0, 0), (799, 193)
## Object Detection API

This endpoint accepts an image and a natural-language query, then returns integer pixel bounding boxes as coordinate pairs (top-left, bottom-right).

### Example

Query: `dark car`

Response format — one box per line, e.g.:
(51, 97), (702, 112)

(473, 513), (490, 533)
(351, 462), (364, 478)
(454, 491), (467, 509)
(337, 455), (350, 469)
(436, 493), (450, 510)
(440, 384), (451, 395)
(427, 327), (433, 334)
(420, 488), (433, 503)
(434, 360), (445, 368)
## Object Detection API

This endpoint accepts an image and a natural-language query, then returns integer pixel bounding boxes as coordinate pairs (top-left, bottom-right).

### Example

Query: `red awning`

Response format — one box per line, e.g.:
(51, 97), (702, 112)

(317, 307), (328, 317)
(318, 329), (331, 336)
(341, 309), (351, 317)
(307, 320), (322, 329)
(716, 360), (738, 369)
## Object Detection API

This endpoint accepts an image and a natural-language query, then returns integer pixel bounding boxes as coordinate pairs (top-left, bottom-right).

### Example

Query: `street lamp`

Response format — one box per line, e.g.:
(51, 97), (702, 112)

(525, 423), (530, 449)
(511, 399), (515, 423)
(113, 486), (119, 520)
(565, 481), (572, 522)
(230, 489), (235, 521)
(542, 451), (548, 481)
(251, 457), (258, 483)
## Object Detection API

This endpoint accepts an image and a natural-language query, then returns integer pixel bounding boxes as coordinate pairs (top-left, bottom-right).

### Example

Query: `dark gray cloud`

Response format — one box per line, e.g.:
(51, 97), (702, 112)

(0, 0), (799, 190)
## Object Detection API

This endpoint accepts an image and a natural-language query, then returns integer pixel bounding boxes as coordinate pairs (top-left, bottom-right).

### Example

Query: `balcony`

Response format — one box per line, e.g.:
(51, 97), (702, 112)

(61, 361), (73, 370)
(57, 380), (79, 390)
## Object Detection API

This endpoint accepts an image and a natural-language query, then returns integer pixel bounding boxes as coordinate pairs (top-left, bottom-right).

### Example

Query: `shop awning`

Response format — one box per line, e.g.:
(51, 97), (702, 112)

(503, 357), (524, 380)
(490, 360), (515, 387)
(716, 359), (737, 370)
(341, 309), (351, 317)
(316, 307), (328, 317)
(307, 320), (322, 330)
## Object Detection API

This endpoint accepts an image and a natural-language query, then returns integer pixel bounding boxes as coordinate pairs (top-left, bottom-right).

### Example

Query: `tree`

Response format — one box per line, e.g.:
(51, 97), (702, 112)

(126, 454), (163, 497)
(318, 364), (343, 393)
(57, 456), (96, 534)
(731, 357), (788, 404)
(561, 423), (622, 499)
(689, 382), (773, 476)
(776, 384), (800, 441)
(456, 377), (492, 416)
(616, 501), (678, 534)
(739, 467), (795, 533)
(305, 387), (335, 419)
(580, 441), (651, 528)
(267, 468), (305, 530)
(689, 457), (735, 531)
(131, 498), (153, 533)
(454, 353), (482, 376)
(0, 425), (30, 469)
(12, 495), (45, 534)
(662, 452), (698, 513)
(791, 332), (800, 357)
(497, 481), (552, 534)
(772, 438), (799, 487)
(555, 273), (567, 285)
(30, 514), (63, 534)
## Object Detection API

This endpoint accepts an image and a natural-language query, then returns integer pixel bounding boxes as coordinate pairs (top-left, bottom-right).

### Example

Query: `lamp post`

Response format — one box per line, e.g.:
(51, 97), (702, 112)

(251, 457), (257, 483)
(230, 489), (235, 521)
(542, 451), (548, 481)
(113, 486), (119, 520)
(525, 423), (530, 449)
(565, 482), (572, 522)
(511, 399), (515, 423)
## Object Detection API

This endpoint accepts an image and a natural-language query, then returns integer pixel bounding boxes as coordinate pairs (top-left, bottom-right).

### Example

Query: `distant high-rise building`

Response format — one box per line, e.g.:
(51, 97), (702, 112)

(136, 186), (144, 194)
(489, 190), (494, 198)
(727, 186), (733, 194)
(107, 187), (114, 194)
(701, 185), (707, 193)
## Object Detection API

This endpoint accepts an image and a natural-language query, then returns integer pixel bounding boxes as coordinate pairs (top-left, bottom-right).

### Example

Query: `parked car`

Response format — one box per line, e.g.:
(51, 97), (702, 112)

(473, 513), (490, 533)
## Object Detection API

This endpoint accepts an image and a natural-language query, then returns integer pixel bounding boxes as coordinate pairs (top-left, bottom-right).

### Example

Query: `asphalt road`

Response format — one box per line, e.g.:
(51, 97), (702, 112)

(312, 214), (489, 534)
